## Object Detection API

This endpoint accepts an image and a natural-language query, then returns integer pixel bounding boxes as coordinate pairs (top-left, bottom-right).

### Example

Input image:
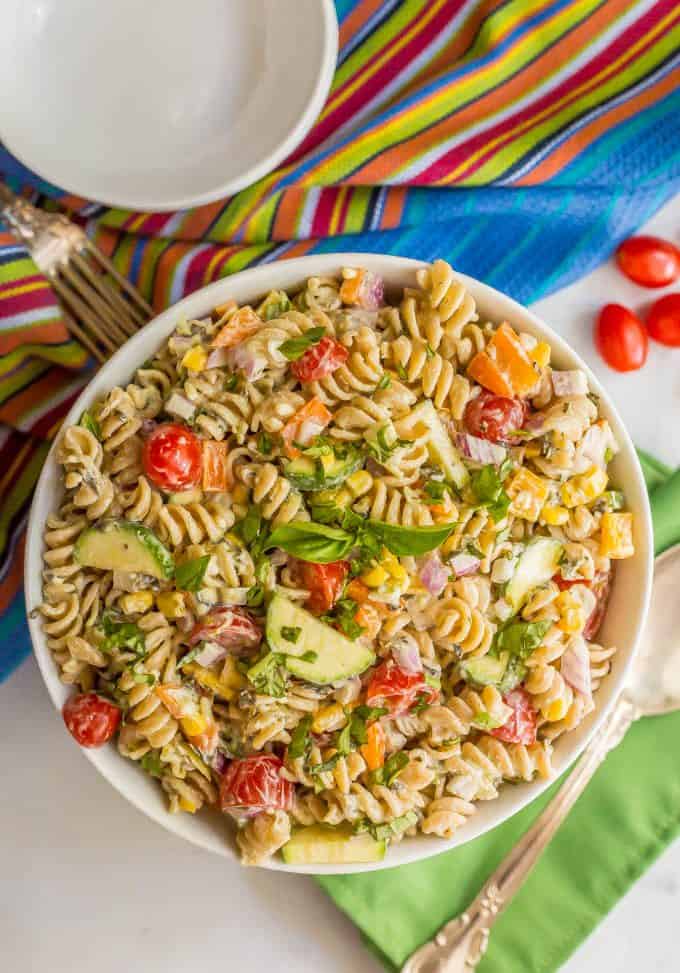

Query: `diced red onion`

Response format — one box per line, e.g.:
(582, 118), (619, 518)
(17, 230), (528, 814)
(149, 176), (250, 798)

(193, 641), (228, 667)
(524, 413), (546, 434)
(229, 343), (268, 381)
(552, 370), (589, 398)
(419, 555), (449, 596)
(561, 636), (592, 697)
(211, 750), (229, 775)
(206, 347), (231, 369)
(573, 421), (618, 474)
(164, 392), (196, 421)
(450, 553), (481, 577)
(391, 635), (423, 673)
(358, 272), (384, 310)
(457, 433), (507, 466)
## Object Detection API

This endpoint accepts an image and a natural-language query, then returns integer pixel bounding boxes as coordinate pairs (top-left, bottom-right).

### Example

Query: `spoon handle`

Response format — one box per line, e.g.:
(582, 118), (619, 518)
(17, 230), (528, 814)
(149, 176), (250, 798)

(401, 693), (639, 973)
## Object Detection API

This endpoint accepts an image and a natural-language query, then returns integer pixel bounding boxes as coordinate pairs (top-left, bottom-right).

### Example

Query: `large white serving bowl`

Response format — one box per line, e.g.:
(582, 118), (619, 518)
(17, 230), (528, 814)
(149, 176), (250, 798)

(0, 0), (337, 211)
(25, 254), (653, 873)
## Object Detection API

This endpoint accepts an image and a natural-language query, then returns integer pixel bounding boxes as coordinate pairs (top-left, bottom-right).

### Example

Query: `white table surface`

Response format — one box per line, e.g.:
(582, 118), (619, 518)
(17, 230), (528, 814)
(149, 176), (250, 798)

(2, 196), (679, 973)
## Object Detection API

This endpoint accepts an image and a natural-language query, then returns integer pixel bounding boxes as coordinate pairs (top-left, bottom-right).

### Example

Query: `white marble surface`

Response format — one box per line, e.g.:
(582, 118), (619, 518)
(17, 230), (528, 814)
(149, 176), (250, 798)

(2, 197), (679, 973)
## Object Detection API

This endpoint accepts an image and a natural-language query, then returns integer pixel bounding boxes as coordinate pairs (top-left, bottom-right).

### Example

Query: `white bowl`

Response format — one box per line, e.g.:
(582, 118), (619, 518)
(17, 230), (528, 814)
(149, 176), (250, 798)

(25, 254), (654, 873)
(0, 0), (337, 211)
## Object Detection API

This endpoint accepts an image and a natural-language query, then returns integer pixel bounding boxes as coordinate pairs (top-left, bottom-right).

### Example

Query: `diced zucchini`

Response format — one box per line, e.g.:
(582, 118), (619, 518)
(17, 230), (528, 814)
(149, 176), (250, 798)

(266, 595), (374, 684)
(396, 401), (468, 488)
(281, 824), (386, 865)
(460, 654), (508, 686)
(505, 538), (563, 613)
(74, 520), (174, 579)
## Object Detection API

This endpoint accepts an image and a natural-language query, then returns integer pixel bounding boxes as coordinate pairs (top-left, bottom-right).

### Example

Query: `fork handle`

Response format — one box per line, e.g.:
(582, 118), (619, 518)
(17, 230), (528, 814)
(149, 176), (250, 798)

(401, 693), (639, 973)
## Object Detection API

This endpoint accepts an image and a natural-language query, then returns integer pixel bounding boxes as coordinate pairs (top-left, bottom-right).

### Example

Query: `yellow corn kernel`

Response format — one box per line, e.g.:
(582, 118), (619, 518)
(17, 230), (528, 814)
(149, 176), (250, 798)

(156, 591), (187, 619)
(530, 341), (551, 368)
(178, 794), (200, 813)
(507, 468), (549, 522)
(561, 466), (608, 508)
(181, 345), (208, 372)
(600, 511), (634, 559)
(231, 484), (249, 505)
(347, 470), (373, 497)
(335, 487), (353, 508)
(311, 703), (345, 734)
(555, 591), (585, 634)
(541, 505), (569, 526)
(183, 658), (244, 700)
(545, 697), (570, 722)
(119, 590), (154, 614)
(180, 713), (207, 737)
(361, 565), (389, 587)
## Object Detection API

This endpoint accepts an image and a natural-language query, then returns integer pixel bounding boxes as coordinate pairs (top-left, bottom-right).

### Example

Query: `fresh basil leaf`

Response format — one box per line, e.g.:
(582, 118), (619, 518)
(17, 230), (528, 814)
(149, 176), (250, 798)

(310, 753), (342, 776)
(370, 751), (409, 787)
(79, 410), (101, 440)
(357, 810), (418, 842)
(310, 501), (344, 525)
(140, 752), (165, 778)
(100, 612), (146, 659)
(245, 583), (264, 608)
(395, 362), (408, 382)
(178, 646), (202, 669)
(354, 705), (388, 722)
(288, 714), (312, 759)
(257, 431), (273, 455)
(346, 705), (387, 747)
(424, 480), (451, 501)
(492, 618), (552, 661)
(279, 327), (326, 361)
(470, 465), (511, 523)
(366, 520), (456, 557)
(336, 721), (352, 755)
(175, 555), (211, 592)
(321, 598), (363, 640)
(246, 651), (287, 697)
(237, 506), (263, 546)
(266, 522), (355, 563)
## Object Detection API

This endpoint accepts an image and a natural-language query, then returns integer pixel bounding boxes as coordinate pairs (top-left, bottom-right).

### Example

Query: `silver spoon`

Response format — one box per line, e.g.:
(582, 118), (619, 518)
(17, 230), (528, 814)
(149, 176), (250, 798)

(403, 543), (680, 973)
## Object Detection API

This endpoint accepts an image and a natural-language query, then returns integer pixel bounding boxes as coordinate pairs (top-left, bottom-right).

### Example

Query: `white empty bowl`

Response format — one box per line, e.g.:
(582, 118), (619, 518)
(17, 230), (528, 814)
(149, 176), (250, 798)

(25, 254), (654, 872)
(0, 0), (337, 211)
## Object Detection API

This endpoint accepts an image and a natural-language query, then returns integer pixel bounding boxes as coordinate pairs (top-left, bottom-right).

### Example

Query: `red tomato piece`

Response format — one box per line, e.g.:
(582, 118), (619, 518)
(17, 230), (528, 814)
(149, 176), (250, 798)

(615, 236), (680, 288)
(491, 689), (537, 745)
(63, 693), (121, 748)
(594, 304), (648, 372)
(188, 607), (262, 653)
(219, 754), (294, 813)
(646, 293), (680, 347)
(463, 391), (528, 445)
(291, 337), (349, 383)
(366, 659), (439, 716)
(292, 559), (349, 614)
(552, 569), (612, 639)
(142, 423), (202, 492)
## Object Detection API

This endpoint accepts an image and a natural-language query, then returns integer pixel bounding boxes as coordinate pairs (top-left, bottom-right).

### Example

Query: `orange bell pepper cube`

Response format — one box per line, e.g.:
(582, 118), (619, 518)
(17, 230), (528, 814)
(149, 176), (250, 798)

(202, 440), (229, 492)
(361, 721), (386, 771)
(468, 322), (539, 397)
(211, 306), (262, 349)
(345, 579), (370, 604)
(281, 397), (332, 458)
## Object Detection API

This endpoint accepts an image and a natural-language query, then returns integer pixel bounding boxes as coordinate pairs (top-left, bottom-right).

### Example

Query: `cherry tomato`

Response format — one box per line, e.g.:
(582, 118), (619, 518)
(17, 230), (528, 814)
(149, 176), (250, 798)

(552, 569), (612, 639)
(188, 607), (262, 653)
(491, 689), (537, 745)
(219, 754), (294, 813)
(646, 293), (680, 347)
(292, 559), (349, 614)
(463, 391), (528, 444)
(366, 659), (439, 716)
(615, 235), (680, 288)
(594, 304), (648, 372)
(142, 423), (202, 492)
(63, 693), (121, 748)
(291, 337), (349, 383)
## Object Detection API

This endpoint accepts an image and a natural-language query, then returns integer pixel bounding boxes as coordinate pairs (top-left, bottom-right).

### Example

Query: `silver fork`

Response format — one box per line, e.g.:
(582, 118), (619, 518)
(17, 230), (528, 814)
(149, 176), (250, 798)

(0, 183), (153, 363)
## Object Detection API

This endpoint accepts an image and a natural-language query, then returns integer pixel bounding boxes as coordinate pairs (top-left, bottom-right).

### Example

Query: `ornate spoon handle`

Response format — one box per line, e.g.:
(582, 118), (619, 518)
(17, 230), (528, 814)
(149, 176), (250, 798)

(402, 693), (639, 973)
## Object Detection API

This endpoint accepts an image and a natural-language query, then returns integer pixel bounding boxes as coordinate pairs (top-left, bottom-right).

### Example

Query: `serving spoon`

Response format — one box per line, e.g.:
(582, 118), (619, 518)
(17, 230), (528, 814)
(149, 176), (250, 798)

(403, 543), (680, 973)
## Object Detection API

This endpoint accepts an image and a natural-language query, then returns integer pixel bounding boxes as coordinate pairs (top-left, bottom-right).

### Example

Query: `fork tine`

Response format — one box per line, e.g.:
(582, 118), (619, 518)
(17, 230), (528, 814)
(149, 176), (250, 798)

(82, 239), (153, 318)
(70, 249), (145, 336)
(60, 307), (108, 363)
(58, 260), (134, 346)
(50, 276), (121, 355)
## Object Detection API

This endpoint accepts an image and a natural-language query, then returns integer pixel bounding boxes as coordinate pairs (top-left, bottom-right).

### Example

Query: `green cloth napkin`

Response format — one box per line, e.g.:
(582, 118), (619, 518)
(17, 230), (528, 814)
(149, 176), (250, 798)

(318, 452), (680, 973)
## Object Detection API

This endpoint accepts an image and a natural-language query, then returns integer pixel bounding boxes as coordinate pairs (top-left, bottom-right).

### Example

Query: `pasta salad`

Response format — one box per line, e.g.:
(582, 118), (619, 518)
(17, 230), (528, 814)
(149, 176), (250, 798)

(39, 260), (635, 866)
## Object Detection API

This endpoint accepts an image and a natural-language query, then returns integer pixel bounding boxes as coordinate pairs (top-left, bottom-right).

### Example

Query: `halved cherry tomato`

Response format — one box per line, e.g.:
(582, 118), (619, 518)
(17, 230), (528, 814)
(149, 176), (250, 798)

(188, 607), (262, 653)
(490, 689), (537, 745)
(281, 397), (332, 458)
(63, 693), (121, 748)
(463, 391), (528, 444)
(552, 569), (612, 639)
(615, 236), (680, 288)
(646, 293), (680, 347)
(594, 304), (648, 372)
(219, 754), (294, 812)
(366, 659), (439, 716)
(291, 337), (349, 382)
(142, 423), (202, 492)
(292, 559), (349, 614)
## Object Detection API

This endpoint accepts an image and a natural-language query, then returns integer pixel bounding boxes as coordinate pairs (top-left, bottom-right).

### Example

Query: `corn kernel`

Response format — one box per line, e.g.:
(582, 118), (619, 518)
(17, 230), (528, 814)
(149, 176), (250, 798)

(335, 488), (353, 508)
(181, 345), (208, 372)
(178, 794), (200, 813)
(311, 703), (345, 734)
(561, 466), (608, 508)
(157, 591), (187, 619)
(545, 697), (570, 721)
(231, 484), (249, 505)
(555, 591), (585, 634)
(600, 511), (634, 559)
(119, 590), (154, 614)
(507, 468), (549, 522)
(530, 341), (551, 368)
(541, 505), (569, 526)
(361, 565), (389, 587)
(183, 659), (244, 700)
(347, 470), (373, 497)
(180, 713), (207, 737)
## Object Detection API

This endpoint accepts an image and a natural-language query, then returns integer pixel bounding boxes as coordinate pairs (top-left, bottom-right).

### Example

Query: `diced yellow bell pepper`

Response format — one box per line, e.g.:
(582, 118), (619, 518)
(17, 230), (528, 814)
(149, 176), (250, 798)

(119, 590), (154, 614)
(346, 470), (373, 497)
(382, 549), (407, 583)
(181, 345), (208, 372)
(544, 697), (570, 721)
(179, 794), (201, 813)
(540, 505), (569, 526)
(156, 591), (187, 619)
(507, 469), (549, 522)
(311, 703), (345, 734)
(180, 713), (207, 737)
(561, 466), (608, 508)
(530, 341), (551, 368)
(361, 565), (389, 588)
(600, 511), (634, 559)
(183, 658), (245, 700)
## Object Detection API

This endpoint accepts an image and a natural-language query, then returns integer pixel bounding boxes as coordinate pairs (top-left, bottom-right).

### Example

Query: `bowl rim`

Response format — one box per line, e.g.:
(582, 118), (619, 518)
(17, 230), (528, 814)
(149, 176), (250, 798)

(2, 0), (338, 212)
(25, 253), (654, 873)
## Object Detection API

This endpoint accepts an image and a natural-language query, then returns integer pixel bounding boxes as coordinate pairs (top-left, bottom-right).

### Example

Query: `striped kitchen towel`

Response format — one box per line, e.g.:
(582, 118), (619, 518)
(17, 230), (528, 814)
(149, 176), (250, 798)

(1, 0), (680, 679)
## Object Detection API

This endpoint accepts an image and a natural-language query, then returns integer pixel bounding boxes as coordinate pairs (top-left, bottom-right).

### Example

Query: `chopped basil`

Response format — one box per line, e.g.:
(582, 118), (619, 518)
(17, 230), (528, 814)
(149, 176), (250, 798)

(366, 424), (408, 463)
(279, 327), (326, 361)
(424, 480), (455, 501)
(376, 373), (391, 390)
(412, 693), (432, 714)
(175, 555), (211, 592)
(79, 410), (101, 440)
(245, 583), (265, 608)
(178, 645), (202, 669)
(310, 753), (342, 776)
(343, 705), (387, 747)
(370, 751), (409, 786)
(257, 431), (273, 455)
(470, 464), (511, 523)
(130, 670), (156, 686)
(280, 626), (301, 644)
(224, 373), (239, 392)
(140, 752), (165, 778)
(298, 650), (318, 663)
(321, 598), (363, 641)
(356, 810), (417, 842)
(100, 612), (146, 659)
(336, 721), (352, 755)
(425, 343), (436, 359)
(472, 711), (504, 730)
(288, 714), (312, 759)
(491, 618), (552, 661)
(395, 362), (409, 382)
(246, 651), (287, 698)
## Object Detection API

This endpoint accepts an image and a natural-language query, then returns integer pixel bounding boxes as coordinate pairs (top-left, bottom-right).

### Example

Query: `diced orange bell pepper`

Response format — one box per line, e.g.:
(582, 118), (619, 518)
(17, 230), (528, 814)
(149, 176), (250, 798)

(281, 397), (332, 457)
(202, 440), (229, 492)
(211, 306), (262, 349)
(345, 579), (370, 604)
(361, 721), (386, 772)
(468, 322), (539, 397)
